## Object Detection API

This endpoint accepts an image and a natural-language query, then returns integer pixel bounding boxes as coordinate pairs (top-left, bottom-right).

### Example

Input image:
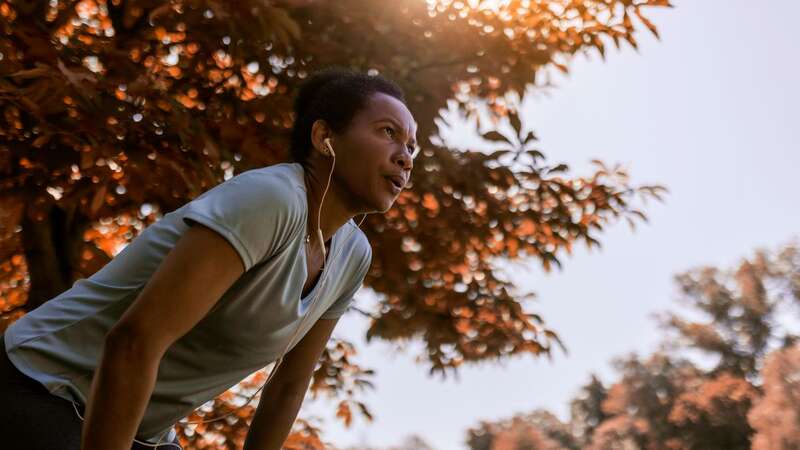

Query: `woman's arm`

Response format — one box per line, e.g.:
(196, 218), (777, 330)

(243, 316), (340, 450)
(81, 222), (246, 450)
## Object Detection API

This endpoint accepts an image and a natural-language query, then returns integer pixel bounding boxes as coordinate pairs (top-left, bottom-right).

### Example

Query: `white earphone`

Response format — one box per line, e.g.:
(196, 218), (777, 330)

(316, 137), (335, 262)
(71, 137), (367, 448)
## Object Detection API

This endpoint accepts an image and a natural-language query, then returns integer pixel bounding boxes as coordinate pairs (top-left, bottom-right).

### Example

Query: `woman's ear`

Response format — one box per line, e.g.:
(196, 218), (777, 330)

(322, 138), (335, 157)
(310, 119), (334, 157)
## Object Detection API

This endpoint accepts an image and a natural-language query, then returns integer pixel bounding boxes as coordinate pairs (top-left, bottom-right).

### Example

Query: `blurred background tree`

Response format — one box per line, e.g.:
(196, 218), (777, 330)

(749, 344), (800, 450)
(0, 0), (671, 447)
(340, 433), (437, 450)
(463, 238), (800, 450)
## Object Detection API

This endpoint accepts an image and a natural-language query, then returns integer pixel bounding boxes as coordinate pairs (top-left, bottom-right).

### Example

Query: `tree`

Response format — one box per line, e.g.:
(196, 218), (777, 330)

(586, 352), (695, 450)
(749, 343), (800, 450)
(668, 372), (757, 450)
(0, 0), (671, 447)
(661, 238), (800, 379)
(567, 374), (608, 447)
(464, 238), (800, 449)
(465, 410), (577, 450)
(339, 433), (437, 450)
(585, 239), (800, 449)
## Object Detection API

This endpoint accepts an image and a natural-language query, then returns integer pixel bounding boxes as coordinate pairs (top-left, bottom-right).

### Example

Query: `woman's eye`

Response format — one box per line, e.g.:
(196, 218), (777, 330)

(384, 126), (416, 156)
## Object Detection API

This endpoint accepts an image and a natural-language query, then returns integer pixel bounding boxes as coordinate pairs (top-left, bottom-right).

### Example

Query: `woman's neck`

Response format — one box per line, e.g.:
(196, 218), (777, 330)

(301, 157), (354, 244)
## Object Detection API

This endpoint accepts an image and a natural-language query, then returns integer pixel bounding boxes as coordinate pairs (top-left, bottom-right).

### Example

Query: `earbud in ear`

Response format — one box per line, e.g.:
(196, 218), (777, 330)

(322, 138), (335, 157)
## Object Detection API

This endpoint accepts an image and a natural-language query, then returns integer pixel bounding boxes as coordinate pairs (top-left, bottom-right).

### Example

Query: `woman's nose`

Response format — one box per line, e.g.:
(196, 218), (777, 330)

(394, 147), (413, 170)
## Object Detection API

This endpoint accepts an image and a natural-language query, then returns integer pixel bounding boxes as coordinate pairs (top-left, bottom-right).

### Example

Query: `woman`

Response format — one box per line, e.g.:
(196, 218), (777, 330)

(0, 66), (419, 449)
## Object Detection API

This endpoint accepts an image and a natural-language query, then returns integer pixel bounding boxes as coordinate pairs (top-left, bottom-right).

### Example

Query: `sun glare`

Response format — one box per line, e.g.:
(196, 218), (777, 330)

(426, 0), (515, 12)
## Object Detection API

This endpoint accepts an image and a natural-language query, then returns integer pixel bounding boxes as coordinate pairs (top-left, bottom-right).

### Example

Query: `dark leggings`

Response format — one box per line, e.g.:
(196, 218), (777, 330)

(0, 334), (182, 449)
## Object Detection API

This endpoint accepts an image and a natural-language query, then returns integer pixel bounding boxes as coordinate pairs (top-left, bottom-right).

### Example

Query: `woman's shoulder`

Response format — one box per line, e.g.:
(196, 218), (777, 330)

(237, 162), (304, 194)
(242, 161), (303, 182)
(176, 162), (308, 270)
(230, 163), (307, 214)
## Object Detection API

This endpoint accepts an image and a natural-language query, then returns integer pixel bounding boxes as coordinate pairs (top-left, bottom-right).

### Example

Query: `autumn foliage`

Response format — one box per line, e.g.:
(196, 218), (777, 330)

(1, 0), (672, 448)
(465, 238), (800, 450)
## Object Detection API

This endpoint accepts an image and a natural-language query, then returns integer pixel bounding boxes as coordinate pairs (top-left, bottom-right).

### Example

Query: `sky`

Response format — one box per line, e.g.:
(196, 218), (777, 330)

(302, 1), (800, 449)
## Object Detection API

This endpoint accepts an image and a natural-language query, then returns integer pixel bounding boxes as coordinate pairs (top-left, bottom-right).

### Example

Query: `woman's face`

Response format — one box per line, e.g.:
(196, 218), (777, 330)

(330, 92), (418, 213)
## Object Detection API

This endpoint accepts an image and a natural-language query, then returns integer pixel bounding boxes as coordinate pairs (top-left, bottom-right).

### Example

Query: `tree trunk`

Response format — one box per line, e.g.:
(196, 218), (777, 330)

(20, 201), (91, 311)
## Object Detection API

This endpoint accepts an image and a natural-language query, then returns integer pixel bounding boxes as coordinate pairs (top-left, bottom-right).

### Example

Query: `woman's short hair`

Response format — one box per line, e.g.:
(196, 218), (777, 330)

(289, 66), (406, 163)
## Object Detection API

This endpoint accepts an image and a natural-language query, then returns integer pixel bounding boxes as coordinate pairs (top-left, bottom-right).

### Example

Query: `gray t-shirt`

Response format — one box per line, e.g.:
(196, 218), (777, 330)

(3, 162), (372, 443)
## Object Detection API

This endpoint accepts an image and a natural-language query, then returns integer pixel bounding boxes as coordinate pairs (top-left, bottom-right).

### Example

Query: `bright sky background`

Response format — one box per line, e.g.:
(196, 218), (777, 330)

(303, 1), (800, 449)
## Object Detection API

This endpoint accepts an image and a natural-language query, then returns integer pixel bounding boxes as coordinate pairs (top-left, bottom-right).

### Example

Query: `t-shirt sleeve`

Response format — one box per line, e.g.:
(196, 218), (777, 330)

(180, 169), (304, 272)
(320, 246), (372, 320)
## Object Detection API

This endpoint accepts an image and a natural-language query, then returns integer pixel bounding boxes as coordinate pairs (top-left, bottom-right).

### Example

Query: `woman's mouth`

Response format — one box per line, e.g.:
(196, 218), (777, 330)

(384, 176), (402, 194)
